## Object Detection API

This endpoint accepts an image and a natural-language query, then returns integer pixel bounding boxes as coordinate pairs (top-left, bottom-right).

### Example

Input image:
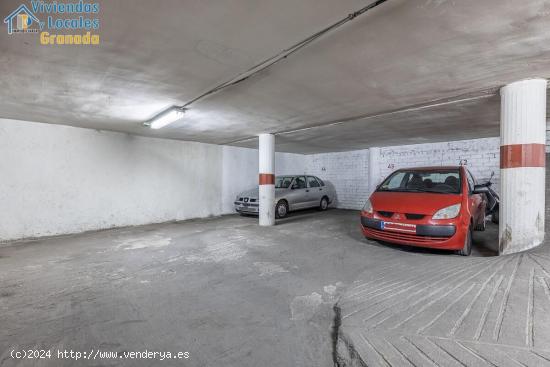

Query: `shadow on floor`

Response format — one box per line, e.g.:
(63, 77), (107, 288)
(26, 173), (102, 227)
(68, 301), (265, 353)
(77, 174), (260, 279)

(361, 221), (499, 258)
(242, 208), (500, 257)
(275, 208), (333, 224)
(239, 207), (337, 225)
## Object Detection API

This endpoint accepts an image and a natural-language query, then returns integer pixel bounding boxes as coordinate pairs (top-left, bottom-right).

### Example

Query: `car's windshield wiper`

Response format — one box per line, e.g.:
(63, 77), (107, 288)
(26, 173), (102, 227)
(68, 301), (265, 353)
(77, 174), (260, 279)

(409, 188), (460, 194)
(379, 188), (455, 194)
(404, 188), (435, 193)
(378, 188), (419, 192)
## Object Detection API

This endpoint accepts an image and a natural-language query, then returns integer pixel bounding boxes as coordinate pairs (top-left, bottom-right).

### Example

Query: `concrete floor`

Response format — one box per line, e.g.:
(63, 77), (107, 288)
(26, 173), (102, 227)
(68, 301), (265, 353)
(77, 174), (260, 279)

(0, 207), (538, 367)
(0, 209), (421, 366)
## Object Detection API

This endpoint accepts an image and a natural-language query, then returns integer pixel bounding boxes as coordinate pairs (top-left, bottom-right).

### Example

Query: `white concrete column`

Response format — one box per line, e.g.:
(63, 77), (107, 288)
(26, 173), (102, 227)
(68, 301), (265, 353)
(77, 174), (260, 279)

(259, 134), (275, 226)
(368, 147), (381, 196)
(499, 79), (547, 254)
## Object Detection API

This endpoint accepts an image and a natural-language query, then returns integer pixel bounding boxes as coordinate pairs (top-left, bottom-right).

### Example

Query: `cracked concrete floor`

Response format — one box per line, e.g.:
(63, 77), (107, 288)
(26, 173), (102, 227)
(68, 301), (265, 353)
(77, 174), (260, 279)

(0, 208), (521, 367)
(2, 208), (481, 367)
(0, 207), (499, 367)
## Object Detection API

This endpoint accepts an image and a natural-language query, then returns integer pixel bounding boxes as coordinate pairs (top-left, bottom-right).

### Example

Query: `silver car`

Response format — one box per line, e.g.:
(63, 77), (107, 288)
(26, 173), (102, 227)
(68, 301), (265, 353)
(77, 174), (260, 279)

(234, 175), (335, 218)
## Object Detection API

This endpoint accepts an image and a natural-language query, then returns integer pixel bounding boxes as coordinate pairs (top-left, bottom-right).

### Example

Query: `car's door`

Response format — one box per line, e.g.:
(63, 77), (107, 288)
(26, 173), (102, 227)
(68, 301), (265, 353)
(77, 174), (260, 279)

(466, 169), (485, 225)
(316, 177), (331, 202)
(306, 176), (323, 207)
(286, 176), (309, 210)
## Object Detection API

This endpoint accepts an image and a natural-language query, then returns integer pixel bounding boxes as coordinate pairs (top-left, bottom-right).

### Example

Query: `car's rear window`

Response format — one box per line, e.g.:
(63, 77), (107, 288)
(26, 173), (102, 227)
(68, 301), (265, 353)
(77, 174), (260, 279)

(377, 169), (461, 194)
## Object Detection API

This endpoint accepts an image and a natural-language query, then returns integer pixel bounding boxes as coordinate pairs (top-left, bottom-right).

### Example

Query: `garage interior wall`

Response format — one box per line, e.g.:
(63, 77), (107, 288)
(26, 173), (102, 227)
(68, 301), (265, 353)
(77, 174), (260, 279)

(3, 118), (545, 242)
(305, 137), (502, 210)
(0, 119), (304, 242)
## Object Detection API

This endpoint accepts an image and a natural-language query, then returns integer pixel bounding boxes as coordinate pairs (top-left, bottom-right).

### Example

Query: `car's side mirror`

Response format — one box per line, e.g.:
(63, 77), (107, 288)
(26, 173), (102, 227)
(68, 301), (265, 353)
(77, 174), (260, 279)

(473, 184), (489, 195)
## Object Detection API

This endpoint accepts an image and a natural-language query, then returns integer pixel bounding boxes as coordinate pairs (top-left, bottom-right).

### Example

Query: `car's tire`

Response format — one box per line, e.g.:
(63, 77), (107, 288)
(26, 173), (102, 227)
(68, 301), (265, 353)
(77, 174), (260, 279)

(457, 226), (472, 256)
(275, 200), (289, 219)
(319, 196), (329, 211)
(491, 208), (499, 224)
(474, 215), (486, 231)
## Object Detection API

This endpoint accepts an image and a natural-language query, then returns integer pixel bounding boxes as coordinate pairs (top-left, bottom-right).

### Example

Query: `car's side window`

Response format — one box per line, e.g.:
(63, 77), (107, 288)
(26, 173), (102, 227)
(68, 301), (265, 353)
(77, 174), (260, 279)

(307, 176), (320, 188)
(316, 177), (325, 187)
(294, 176), (307, 189)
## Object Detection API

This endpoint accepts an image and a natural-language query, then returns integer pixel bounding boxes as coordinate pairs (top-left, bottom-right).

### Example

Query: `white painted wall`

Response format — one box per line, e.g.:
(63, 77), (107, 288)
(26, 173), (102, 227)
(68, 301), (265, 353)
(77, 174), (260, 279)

(221, 146), (260, 215)
(304, 137), (501, 210)
(0, 119), (224, 241)
(0, 119), (306, 242)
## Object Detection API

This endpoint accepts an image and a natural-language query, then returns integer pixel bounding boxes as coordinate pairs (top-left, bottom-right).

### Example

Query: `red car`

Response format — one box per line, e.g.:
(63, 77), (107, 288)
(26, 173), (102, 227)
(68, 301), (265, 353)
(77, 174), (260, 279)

(360, 166), (487, 256)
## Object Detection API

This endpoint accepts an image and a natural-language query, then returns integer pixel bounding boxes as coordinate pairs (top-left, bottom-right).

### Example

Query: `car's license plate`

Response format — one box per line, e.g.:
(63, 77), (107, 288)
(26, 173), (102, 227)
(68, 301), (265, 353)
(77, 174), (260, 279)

(381, 221), (416, 233)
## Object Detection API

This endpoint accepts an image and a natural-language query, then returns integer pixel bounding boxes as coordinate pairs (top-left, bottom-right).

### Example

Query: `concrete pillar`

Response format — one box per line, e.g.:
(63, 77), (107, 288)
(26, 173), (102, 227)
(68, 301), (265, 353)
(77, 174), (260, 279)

(368, 147), (381, 196)
(259, 134), (275, 226)
(499, 79), (547, 254)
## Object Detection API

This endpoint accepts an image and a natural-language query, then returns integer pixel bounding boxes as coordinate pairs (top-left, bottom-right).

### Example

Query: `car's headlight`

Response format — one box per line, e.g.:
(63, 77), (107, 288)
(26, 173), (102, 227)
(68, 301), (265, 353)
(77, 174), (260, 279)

(362, 199), (373, 214)
(433, 204), (461, 219)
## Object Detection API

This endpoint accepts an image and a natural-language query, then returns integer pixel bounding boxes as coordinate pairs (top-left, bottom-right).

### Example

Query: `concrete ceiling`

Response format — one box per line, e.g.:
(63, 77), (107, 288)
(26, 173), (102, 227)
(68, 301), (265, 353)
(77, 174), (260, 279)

(1, 0), (550, 153)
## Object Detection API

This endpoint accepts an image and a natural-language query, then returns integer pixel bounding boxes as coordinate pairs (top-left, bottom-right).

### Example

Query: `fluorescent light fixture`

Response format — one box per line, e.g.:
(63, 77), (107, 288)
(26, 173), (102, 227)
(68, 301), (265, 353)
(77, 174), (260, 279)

(145, 107), (186, 129)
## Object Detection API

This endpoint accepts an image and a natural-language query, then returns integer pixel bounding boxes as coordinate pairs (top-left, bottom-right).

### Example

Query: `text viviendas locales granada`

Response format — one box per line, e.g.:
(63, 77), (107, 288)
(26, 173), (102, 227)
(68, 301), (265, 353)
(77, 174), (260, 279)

(41, 30), (99, 45)
(34, 0), (100, 45)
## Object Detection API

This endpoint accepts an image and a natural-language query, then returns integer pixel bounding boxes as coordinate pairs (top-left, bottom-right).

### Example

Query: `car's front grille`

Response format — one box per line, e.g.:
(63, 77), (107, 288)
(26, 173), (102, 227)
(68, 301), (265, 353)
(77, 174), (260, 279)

(364, 227), (447, 243)
(376, 211), (425, 220)
(405, 213), (425, 220)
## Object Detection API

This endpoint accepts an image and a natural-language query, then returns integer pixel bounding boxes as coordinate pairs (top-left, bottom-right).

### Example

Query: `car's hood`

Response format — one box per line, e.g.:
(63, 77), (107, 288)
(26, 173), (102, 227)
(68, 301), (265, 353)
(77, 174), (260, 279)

(370, 191), (461, 215)
(238, 187), (287, 199)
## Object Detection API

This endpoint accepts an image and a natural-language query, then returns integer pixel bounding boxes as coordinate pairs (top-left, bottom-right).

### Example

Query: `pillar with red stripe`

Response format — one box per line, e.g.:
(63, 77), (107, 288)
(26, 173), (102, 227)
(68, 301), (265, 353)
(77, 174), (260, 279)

(500, 79), (547, 254)
(259, 133), (275, 226)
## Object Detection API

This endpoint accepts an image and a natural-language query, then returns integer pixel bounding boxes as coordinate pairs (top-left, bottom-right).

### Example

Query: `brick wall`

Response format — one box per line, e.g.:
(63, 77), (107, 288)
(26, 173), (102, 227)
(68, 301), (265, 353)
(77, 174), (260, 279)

(304, 137), (500, 210)
(305, 150), (369, 209)
(379, 137), (500, 191)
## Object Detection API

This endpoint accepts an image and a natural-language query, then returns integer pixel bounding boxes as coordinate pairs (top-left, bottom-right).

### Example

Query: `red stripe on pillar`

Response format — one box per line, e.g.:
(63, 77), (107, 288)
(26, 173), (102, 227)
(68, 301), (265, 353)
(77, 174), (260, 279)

(259, 173), (275, 185)
(500, 143), (546, 169)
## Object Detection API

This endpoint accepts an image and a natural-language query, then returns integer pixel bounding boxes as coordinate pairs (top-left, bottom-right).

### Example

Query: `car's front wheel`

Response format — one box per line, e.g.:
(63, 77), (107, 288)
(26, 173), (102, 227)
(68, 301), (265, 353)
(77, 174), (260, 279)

(275, 200), (288, 219)
(457, 226), (472, 256)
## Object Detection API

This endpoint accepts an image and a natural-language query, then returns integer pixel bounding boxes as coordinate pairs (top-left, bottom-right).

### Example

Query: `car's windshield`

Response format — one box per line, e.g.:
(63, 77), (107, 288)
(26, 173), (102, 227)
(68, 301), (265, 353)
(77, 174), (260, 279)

(275, 176), (295, 189)
(377, 169), (461, 194)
